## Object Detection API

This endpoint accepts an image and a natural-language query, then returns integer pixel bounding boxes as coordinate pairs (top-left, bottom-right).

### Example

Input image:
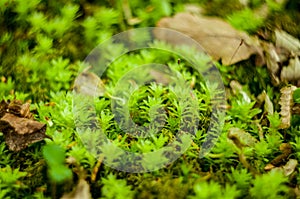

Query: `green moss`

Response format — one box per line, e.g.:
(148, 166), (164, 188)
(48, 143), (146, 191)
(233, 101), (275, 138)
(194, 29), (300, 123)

(0, 0), (300, 198)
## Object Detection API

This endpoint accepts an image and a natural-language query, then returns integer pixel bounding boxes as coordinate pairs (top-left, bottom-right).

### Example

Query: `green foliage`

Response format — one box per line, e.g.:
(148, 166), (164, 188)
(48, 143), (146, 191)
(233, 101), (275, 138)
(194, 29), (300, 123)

(250, 171), (289, 198)
(42, 144), (72, 183)
(228, 100), (261, 123)
(0, 165), (27, 185)
(189, 180), (240, 199)
(0, 142), (12, 166)
(0, 77), (14, 100)
(101, 174), (135, 199)
(227, 168), (252, 192)
(0, 0), (300, 198)
(0, 165), (27, 198)
(291, 136), (300, 160)
(293, 88), (300, 103)
(266, 0), (284, 11)
(203, 0), (243, 17)
(227, 8), (264, 33)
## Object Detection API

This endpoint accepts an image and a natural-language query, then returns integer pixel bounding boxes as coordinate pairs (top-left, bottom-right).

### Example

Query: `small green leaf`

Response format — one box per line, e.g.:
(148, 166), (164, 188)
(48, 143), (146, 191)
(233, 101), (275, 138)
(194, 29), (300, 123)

(49, 165), (72, 183)
(43, 144), (66, 166)
(293, 88), (300, 103)
(43, 144), (72, 183)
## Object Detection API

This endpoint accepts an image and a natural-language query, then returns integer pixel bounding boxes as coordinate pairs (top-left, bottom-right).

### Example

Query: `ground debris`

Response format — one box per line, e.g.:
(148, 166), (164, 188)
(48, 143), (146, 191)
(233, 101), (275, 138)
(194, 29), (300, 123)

(155, 12), (263, 65)
(0, 99), (48, 151)
(61, 179), (92, 199)
(264, 143), (293, 171)
(264, 30), (300, 85)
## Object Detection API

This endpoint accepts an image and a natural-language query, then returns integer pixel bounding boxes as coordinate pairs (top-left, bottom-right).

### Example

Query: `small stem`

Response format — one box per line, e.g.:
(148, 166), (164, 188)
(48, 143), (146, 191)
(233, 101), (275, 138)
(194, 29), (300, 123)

(105, 92), (126, 105)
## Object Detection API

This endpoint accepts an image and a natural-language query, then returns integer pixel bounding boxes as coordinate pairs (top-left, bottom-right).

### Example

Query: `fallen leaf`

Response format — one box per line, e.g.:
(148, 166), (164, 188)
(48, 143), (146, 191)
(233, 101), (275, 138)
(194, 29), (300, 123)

(73, 68), (106, 97)
(282, 159), (298, 176)
(263, 42), (281, 86)
(280, 56), (300, 81)
(155, 12), (263, 65)
(292, 103), (300, 115)
(265, 159), (297, 177)
(264, 143), (292, 170)
(61, 179), (92, 199)
(275, 29), (300, 54)
(74, 68), (126, 105)
(229, 80), (251, 103)
(227, 127), (258, 174)
(257, 90), (274, 115)
(227, 127), (257, 149)
(0, 100), (48, 151)
(0, 99), (33, 119)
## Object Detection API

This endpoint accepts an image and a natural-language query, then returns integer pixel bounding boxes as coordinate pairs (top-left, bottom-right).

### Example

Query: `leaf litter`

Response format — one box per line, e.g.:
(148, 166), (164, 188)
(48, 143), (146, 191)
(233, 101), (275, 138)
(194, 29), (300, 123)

(0, 100), (48, 151)
(155, 12), (264, 65)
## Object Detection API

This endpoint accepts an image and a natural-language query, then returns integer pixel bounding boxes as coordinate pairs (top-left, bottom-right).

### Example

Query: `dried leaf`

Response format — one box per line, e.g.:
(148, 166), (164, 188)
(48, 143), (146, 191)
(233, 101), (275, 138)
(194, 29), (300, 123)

(264, 143), (292, 171)
(275, 30), (300, 53)
(227, 127), (257, 149)
(0, 100), (9, 118)
(155, 13), (263, 65)
(227, 127), (258, 174)
(229, 80), (251, 103)
(264, 31), (300, 85)
(0, 99), (33, 119)
(263, 42), (281, 85)
(61, 179), (92, 199)
(257, 90), (274, 115)
(0, 113), (47, 151)
(74, 70), (106, 97)
(282, 159), (297, 176)
(292, 103), (300, 115)
(279, 86), (297, 129)
(265, 158), (297, 177)
(0, 100), (47, 151)
(280, 56), (300, 81)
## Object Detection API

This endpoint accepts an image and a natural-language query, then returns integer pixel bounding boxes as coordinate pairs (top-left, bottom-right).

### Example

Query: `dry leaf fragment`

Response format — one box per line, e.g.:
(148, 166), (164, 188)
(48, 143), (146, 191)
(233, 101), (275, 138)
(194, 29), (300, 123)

(282, 159), (298, 176)
(0, 100), (9, 118)
(257, 90), (274, 115)
(155, 13), (263, 65)
(264, 30), (300, 85)
(279, 86), (297, 129)
(264, 143), (292, 171)
(74, 70), (106, 97)
(263, 42), (281, 85)
(61, 179), (92, 199)
(227, 127), (258, 174)
(280, 56), (300, 82)
(0, 100), (48, 151)
(227, 127), (257, 149)
(8, 100), (33, 119)
(229, 80), (251, 103)
(292, 103), (300, 115)
(0, 113), (47, 151)
(275, 30), (300, 54)
(265, 158), (297, 177)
